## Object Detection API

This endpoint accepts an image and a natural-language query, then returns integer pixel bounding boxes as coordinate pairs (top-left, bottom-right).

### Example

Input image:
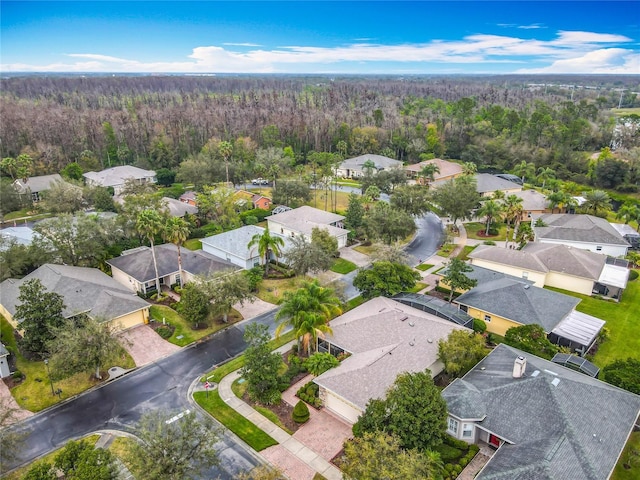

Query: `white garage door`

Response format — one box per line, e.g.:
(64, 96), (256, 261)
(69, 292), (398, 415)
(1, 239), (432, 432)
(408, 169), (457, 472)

(325, 391), (361, 424)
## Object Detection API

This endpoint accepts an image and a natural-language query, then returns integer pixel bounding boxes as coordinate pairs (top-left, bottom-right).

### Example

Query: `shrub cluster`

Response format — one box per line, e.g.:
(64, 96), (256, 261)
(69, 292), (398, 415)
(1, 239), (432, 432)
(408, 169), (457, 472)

(278, 354), (307, 392)
(292, 400), (310, 423)
(441, 436), (480, 480)
(296, 380), (321, 408)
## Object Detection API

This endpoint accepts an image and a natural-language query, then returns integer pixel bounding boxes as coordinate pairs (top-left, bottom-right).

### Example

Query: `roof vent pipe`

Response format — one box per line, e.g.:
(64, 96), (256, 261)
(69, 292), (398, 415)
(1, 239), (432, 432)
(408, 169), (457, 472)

(513, 356), (527, 378)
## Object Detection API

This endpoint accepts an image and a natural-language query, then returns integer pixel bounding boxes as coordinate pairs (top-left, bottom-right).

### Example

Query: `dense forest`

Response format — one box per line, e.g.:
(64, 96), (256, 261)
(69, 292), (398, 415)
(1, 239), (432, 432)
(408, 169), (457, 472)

(1, 74), (639, 187)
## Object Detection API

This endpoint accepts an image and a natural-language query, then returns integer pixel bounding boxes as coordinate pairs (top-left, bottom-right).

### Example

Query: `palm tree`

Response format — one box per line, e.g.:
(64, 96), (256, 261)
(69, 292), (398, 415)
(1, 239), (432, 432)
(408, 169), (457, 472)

(617, 203), (640, 228)
(462, 162), (477, 176)
(536, 167), (556, 189)
(275, 280), (342, 354)
(477, 199), (503, 235)
(502, 195), (524, 248)
(247, 224), (285, 276)
(583, 190), (612, 216)
(492, 189), (506, 200)
(513, 161), (536, 184)
(418, 163), (440, 185)
(136, 210), (164, 294)
(546, 191), (566, 214)
(163, 217), (190, 288)
(218, 141), (233, 186)
(362, 159), (376, 176)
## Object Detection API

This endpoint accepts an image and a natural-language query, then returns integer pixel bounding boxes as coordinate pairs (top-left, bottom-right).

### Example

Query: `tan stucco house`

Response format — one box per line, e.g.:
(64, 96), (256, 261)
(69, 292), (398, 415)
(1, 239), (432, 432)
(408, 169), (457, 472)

(266, 206), (349, 248)
(0, 264), (150, 331)
(405, 158), (464, 184)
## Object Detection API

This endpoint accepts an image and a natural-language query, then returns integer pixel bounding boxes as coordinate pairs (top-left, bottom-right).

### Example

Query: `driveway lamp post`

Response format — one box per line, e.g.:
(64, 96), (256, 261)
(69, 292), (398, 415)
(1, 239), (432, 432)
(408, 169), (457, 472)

(44, 359), (55, 396)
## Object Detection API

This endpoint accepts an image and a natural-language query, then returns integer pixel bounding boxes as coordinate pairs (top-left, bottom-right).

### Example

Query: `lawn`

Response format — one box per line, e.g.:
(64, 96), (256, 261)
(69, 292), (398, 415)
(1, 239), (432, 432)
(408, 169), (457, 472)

(546, 273), (640, 367)
(183, 238), (202, 250)
(464, 222), (507, 241)
(149, 305), (241, 347)
(307, 189), (352, 212)
(1, 316), (134, 412)
(436, 243), (455, 257)
(407, 282), (428, 293)
(344, 296), (365, 312)
(255, 276), (312, 304)
(457, 245), (477, 261)
(330, 258), (357, 274)
(193, 390), (278, 451)
(612, 432), (640, 480)
(416, 263), (434, 271)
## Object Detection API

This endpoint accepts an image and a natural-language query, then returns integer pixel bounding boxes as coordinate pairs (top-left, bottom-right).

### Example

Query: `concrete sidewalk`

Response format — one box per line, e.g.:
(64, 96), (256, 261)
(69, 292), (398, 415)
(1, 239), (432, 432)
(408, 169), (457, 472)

(217, 369), (343, 480)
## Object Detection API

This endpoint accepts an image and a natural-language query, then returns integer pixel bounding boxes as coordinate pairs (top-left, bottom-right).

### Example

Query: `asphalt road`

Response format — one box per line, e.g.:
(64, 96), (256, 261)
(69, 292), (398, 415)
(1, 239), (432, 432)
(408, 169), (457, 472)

(405, 212), (446, 267)
(4, 313), (280, 478)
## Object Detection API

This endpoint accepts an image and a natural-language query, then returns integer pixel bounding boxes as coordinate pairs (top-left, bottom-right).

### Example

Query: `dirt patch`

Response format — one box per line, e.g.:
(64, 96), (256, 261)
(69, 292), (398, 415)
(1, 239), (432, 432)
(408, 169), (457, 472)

(476, 230), (498, 237)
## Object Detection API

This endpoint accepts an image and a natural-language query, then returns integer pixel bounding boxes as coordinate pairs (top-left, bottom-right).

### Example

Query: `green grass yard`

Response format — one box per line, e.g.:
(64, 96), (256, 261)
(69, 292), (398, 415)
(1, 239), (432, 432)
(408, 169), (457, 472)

(416, 263), (435, 271)
(330, 258), (357, 274)
(612, 432), (640, 480)
(464, 222), (507, 241)
(457, 245), (477, 261)
(183, 238), (202, 250)
(546, 273), (640, 367)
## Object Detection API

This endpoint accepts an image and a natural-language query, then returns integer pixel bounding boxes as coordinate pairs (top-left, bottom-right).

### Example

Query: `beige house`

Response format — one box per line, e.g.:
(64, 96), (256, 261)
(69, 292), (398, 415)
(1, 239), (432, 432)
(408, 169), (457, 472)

(266, 206), (349, 248)
(83, 165), (156, 195)
(468, 243), (629, 298)
(0, 264), (150, 331)
(511, 189), (549, 220)
(405, 158), (464, 184)
(314, 297), (469, 423)
(336, 154), (402, 178)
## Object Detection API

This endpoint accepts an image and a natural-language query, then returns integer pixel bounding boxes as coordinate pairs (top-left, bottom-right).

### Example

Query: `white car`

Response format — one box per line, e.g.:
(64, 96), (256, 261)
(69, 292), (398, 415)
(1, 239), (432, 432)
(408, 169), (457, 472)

(252, 178), (268, 185)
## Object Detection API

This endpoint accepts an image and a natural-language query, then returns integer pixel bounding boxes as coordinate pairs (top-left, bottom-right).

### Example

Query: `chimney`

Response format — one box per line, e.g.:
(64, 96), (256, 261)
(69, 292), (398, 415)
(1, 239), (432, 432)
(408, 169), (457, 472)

(512, 356), (527, 378)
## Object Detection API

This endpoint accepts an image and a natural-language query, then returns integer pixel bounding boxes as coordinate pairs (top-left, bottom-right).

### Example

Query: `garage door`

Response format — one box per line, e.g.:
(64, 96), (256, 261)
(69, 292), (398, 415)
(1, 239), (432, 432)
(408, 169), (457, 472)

(325, 391), (361, 424)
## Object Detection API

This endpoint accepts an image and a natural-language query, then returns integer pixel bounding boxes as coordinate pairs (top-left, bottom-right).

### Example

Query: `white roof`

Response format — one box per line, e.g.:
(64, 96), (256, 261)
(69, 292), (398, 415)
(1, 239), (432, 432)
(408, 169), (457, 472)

(598, 264), (630, 289)
(551, 310), (605, 347)
(83, 166), (156, 187)
(610, 222), (640, 237)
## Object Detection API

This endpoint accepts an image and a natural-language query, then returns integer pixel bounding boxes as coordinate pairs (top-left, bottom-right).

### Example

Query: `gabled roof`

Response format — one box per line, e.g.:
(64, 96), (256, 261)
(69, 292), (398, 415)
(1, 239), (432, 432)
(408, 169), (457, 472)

(469, 245), (548, 274)
(161, 197), (198, 217)
(0, 264), (149, 322)
(405, 158), (463, 180)
(475, 174), (523, 194)
(13, 174), (64, 194)
(107, 243), (237, 282)
(83, 166), (156, 187)
(338, 154), (402, 172)
(440, 263), (536, 286)
(443, 344), (640, 480)
(535, 214), (630, 247)
(314, 297), (467, 410)
(455, 278), (579, 332)
(266, 206), (348, 238)
(201, 225), (293, 261)
(179, 191), (197, 202)
(511, 189), (548, 211)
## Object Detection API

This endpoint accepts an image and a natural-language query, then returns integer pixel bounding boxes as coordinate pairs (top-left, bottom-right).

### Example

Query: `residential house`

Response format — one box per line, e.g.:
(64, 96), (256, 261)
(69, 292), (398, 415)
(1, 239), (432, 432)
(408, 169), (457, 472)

(107, 243), (237, 294)
(0, 343), (10, 378)
(610, 222), (640, 250)
(475, 174), (523, 197)
(0, 264), (150, 331)
(468, 243), (629, 298)
(313, 296), (469, 423)
(454, 276), (605, 353)
(335, 154), (403, 178)
(511, 189), (549, 220)
(233, 190), (273, 211)
(83, 166), (156, 195)
(161, 197), (198, 217)
(534, 213), (630, 257)
(201, 225), (293, 270)
(405, 158), (464, 184)
(442, 344), (640, 480)
(179, 191), (197, 206)
(0, 226), (37, 249)
(13, 174), (65, 202)
(266, 206), (349, 248)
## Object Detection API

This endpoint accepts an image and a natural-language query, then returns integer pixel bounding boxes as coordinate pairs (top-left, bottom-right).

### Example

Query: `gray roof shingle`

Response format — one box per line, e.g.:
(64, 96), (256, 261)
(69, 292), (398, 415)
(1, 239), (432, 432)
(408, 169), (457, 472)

(201, 225), (293, 261)
(83, 166), (156, 188)
(338, 154), (402, 172)
(535, 214), (629, 246)
(107, 243), (237, 282)
(454, 278), (579, 332)
(13, 174), (64, 194)
(443, 344), (640, 480)
(0, 264), (149, 322)
(475, 174), (524, 194)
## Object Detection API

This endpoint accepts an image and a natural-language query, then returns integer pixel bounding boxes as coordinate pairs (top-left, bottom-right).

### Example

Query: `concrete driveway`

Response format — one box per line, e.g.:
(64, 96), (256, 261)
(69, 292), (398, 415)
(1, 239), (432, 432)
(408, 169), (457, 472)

(117, 324), (180, 367)
(234, 297), (277, 320)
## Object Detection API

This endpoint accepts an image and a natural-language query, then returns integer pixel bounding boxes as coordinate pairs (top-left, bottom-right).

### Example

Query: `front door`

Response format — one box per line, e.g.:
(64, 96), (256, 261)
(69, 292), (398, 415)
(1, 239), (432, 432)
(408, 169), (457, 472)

(489, 434), (501, 448)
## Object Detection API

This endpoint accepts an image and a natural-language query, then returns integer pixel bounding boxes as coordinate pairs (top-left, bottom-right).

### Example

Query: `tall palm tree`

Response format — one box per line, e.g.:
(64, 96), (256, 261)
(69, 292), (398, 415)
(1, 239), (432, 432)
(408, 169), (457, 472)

(502, 195), (524, 248)
(583, 190), (612, 216)
(247, 225), (285, 276)
(536, 167), (556, 189)
(513, 161), (536, 184)
(461, 162), (477, 176)
(218, 141), (233, 186)
(418, 163), (440, 185)
(295, 312), (334, 354)
(477, 199), (503, 235)
(546, 191), (566, 214)
(163, 217), (190, 288)
(136, 209), (164, 294)
(275, 280), (342, 354)
(617, 203), (640, 229)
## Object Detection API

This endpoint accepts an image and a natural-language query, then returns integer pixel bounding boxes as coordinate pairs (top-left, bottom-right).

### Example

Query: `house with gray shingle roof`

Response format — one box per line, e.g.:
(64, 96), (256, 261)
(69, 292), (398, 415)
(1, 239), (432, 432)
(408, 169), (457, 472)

(336, 154), (403, 178)
(266, 206), (349, 248)
(454, 277), (605, 353)
(313, 296), (469, 423)
(468, 243), (629, 298)
(442, 344), (640, 480)
(475, 174), (523, 197)
(0, 264), (150, 331)
(83, 166), (156, 195)
(107, 243), (237, 294)
(201, 225), (294, 270)
(13, 174), (65, 202)
(161, 197), (198, 217)
(534, 214), (630, 257)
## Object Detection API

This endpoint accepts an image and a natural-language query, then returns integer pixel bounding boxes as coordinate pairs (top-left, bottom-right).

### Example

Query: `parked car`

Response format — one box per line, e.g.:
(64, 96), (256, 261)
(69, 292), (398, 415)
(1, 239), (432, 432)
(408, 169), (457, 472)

(252, 178), (269, 185)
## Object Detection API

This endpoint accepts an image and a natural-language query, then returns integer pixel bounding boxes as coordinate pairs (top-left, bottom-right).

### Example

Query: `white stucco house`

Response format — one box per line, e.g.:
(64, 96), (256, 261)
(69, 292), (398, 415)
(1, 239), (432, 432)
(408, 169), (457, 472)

(83, 166), (156, 195)
(335, 154), (402, 178)
(266, 206), (349, 248)
(534, 214), (630, 257)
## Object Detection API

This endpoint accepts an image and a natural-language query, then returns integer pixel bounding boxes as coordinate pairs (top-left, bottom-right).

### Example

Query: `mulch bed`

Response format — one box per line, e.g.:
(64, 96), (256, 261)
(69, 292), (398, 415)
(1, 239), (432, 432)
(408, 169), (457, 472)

(242, 391), (300, 433)
(476, 230), (498, 237)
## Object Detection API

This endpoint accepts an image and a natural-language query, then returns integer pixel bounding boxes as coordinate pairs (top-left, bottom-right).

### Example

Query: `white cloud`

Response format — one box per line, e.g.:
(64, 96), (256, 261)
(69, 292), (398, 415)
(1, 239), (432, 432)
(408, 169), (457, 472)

(517, 24), (546, 30)
(1, 30), (637, 74)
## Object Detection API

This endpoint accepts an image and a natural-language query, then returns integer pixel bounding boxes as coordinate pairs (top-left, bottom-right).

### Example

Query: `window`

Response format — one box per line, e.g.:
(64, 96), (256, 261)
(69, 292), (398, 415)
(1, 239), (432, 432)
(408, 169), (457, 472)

(484, 314), (491, 323)
(448, 418), (459, 434)
(463, 424), (474, 438)
(596, 246), (603, 252)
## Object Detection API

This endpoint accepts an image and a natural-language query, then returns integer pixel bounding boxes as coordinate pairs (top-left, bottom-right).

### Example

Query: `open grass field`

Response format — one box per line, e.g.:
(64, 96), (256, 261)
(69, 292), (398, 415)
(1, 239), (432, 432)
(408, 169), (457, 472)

(149, 305), (241, 347)
(464, 222), (507, 241)
(255, 276), (313, 304)
(1, 316), (134, 412)
(611, 107), (640, 117)
(546, 272), (639, 367)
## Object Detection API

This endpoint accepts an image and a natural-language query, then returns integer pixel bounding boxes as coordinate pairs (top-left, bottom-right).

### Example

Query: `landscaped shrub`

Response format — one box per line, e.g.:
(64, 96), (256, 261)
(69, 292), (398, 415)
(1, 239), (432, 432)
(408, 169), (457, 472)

(12, 370), (22, 380)
(296, 381), (321, 407)
(155, 326), (173, 339)
(483, 240), (496, 245)
(472, 318), (487, 334)
(292, 400), (310, 423)
(303, 352), (339, 375)
(629, 270), (639, 281)
(243, 215), (258, 225)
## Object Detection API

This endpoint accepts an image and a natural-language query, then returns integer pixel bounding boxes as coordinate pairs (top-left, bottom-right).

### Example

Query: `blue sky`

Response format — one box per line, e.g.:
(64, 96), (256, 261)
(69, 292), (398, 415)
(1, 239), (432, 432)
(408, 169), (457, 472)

(1, 1), (638, 74)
